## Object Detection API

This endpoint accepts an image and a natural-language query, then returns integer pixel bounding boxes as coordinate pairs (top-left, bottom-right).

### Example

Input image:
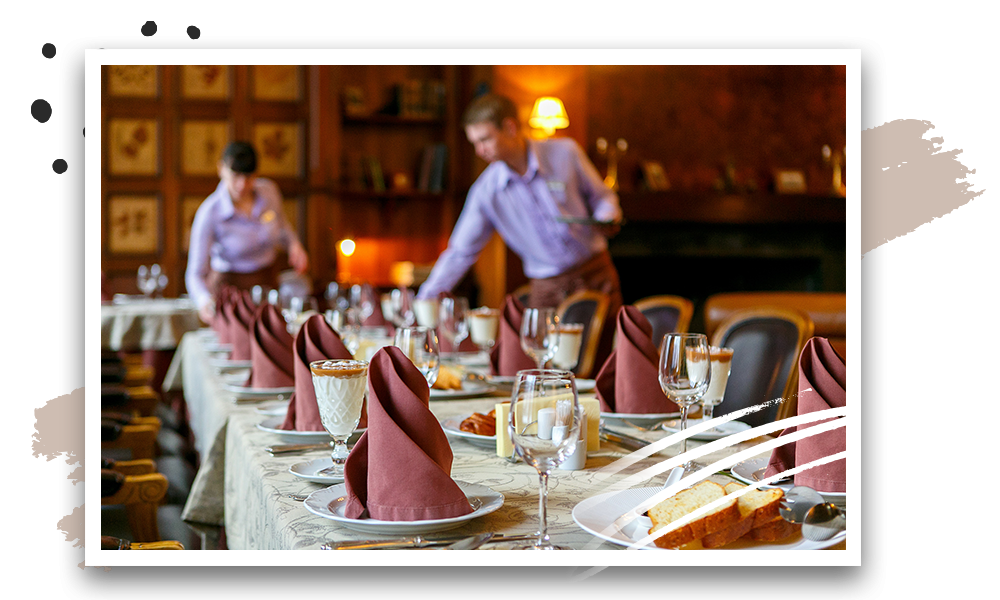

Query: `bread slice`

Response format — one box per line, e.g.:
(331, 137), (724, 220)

(746, 514), (801, 542)
(648, 481), (741, 549)
(700, 483), (785, 549)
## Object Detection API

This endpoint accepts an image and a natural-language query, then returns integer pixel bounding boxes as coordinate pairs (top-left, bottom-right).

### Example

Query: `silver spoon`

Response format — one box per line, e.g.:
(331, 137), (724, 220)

(802, 502), (847, 541)
(779, 485), (826, 524)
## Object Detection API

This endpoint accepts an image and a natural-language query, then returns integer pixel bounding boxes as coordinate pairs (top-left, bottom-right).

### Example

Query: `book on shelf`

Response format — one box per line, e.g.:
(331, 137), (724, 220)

(417, 145), (435, 192)
(362, 156), (386, 192)
(429, 143), (448, 194)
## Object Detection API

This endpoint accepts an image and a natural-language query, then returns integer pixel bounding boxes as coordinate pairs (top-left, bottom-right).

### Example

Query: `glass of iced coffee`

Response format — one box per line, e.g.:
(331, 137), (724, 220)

(310, 359), (368, 477)
(550, 323), (584, 372)
(469, 307), (500, 353)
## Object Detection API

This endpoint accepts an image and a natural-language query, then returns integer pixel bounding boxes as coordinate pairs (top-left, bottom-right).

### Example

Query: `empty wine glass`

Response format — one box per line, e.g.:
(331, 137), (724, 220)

(520, 308), (560, 370)
(509, 369), (582, 550)
(393, 326), (440, 387)
(439, 297), (470, 351)
(325, 307), (361, 356)
(325, 282), (350, 311)
(658, 333), (711, 473)
(136, 265), (149, 295)
(351, 284), (377, 323)
(390, 287), (416, 328)
(310, 359), (368, 478)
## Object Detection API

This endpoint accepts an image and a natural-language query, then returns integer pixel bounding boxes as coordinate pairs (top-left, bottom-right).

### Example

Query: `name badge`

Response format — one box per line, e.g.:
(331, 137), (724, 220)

(260, 209), (276, 224)
(547, 180), (566, 193)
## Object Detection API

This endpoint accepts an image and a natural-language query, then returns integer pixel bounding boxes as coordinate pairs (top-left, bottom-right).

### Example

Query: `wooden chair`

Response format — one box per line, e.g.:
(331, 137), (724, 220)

(633, 295), (695, 350)
(512, 283), (531, 308)
(555, 289), (611, 379)
(101, 413), (161, 460)
(710, 307), (814, 427)
(101, 458), (170, 543)
(101, 536), (184, 550)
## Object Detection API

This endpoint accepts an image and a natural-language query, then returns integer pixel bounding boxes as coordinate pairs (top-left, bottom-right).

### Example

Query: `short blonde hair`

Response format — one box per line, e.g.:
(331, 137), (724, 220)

(462, 93), (518, 129)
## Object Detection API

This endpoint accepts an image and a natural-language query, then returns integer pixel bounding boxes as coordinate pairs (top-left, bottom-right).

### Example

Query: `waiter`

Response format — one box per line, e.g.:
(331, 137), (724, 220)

(418, 92), (622, 310)
(185, 141), (309, 323)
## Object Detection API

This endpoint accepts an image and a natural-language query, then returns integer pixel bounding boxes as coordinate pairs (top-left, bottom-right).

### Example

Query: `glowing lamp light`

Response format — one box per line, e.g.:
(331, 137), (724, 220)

(528, 97), (569, 137)
(338, 239), (356, 257)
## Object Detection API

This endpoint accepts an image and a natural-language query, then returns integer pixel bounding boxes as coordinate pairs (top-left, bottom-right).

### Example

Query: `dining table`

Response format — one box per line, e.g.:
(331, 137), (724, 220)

(168, 327), (847, 551)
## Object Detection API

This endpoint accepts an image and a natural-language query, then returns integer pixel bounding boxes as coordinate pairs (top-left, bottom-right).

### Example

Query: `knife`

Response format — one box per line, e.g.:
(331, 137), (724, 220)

(321, 533), (536, 550)
(599, 425), (651, 451)
(441, 532), (494, 550)
(266, 443), (332, 455)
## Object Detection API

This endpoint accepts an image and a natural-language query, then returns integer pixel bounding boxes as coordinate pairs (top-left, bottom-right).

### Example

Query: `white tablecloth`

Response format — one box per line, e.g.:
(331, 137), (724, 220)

(101, 297), (202, 351)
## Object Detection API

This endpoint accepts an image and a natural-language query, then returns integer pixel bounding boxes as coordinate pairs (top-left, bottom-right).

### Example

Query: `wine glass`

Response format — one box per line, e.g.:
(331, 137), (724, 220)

(325, 307), (361, 356)
(509, 369), (582, 550)
(700, 346), (734, 428)
(469, 307), (500, 353)
(390, 287), (416, 328)
(439, 297), (470, 352)
(658, 333), (711, 473)
(550, 323), (584, 372)
(309, 359), (368, 478)
(350, 284), (377, 323)
(136, 265), (149, 296)
(393, 326), (440, 387)
(520, 308), (560, 370)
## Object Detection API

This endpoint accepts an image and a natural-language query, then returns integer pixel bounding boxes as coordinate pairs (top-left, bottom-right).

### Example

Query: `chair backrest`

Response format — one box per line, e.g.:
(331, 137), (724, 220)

(710, 307), (814, 428)
(555, 289), (611, 379)
(633, 295), (695, 350)
(705, 292), (845, 359)
(512, 283), (531, 308)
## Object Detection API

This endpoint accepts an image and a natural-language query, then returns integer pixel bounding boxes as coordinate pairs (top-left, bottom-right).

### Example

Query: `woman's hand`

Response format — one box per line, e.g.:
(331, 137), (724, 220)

(289, 241), (310, 274)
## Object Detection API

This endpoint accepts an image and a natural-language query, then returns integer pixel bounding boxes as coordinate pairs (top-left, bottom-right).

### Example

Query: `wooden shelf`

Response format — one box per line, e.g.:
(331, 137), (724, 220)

(342, 114), (445, 126)
(618, 191), (846, 225)
(335, 189), (447, 201)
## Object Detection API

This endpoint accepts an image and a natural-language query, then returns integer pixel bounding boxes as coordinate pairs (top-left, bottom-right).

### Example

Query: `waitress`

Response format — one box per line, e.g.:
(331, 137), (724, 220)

(185, 141), (309, 323)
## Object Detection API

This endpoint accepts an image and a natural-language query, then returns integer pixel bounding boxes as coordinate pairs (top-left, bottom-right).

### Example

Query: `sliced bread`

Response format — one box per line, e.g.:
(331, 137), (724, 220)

(700, 483), (785, 549)
(746, 514), (801, 542)
(648, 481), (741, 549)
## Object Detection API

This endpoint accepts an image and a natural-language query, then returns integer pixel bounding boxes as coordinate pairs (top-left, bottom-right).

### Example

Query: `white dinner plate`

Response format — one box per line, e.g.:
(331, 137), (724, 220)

(222, 382), (295, 398)
(289, 458), (345, 484)
(440, 417), (497, 448)
(256, 416), (364, 443)
(430, 380), (496, 399)
(254, 399), (290, 416)
(600, 412), (681, 427)
(661, 419), (752, 441)
(730, 457), (847, 504)
(209, 356), (252, 370)
(572, 486), (846, 550)
(441, 351), (490, 366)
(204, 342), (233, 354)
(304, 481), (504, 535)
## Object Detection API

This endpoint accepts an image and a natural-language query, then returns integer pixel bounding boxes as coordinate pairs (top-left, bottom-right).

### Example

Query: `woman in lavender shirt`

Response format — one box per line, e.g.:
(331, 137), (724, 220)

(185, 142), (309, 323)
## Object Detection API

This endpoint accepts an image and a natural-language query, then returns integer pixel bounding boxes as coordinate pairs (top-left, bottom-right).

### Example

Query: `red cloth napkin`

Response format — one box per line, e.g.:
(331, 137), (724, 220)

(211, 286), (237, 344)
(227, 291), (257, 361)
(488, 295), (536, 376)
(594, 306), (679, 414)
(245, 304), (295, 389)
(342, 346), (473, 521)
(763, 337), (846, 493)
(280, 314), (365, 431)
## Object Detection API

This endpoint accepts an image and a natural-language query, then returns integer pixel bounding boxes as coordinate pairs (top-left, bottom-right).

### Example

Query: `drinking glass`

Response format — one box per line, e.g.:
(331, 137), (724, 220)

(469, 307), (500, 353)
(520, 308), (560, 370)
(390, 287), (416, 328)
(325, 282), (350, 311)
(393, 326), (440, 387)
(413, 298), (440, 328)
(350, 284), (377, 323)
(325, 307), (361, 356)
(439, 297), (470, 351)
(700, 346), (734, 426)
(136, 265), (149, 296)
(658, 333), (711, 473)
(550, 323), (584, 372)
(509, 369), (582, 550)
(310, 359), (368, 478)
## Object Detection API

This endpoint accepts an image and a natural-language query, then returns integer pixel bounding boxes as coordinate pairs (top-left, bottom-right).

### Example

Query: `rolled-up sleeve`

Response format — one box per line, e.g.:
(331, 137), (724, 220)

(416, 189), (496, 299)
(572, 141), (622, 223)
(185, 202), (214, 310)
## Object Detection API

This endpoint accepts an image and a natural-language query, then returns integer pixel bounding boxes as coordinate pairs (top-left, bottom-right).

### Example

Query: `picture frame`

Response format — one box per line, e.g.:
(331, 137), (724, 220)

(180, 196), (205, 253)
(252, 65), (301, 101)
(774, 169), (807, 194)
(181, 65), (230, 100)
(253, 122), (302, 178)
(181, 120), (230, 176)
(282, 197), (304, 241)
(107, 65), (158, 97)
(107, 118), (159, 176)
(106, 195), (160, 255)
(640, 160), (671, 191)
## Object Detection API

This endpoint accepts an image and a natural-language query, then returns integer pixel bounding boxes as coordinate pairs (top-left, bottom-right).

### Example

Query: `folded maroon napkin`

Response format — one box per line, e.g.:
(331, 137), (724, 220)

(280, 314), (365, 431)
(211, 286), (237, 344)
(342, 346), (473, 521)
(764, 337), (846, 492)
(227, 291), (257, 361)
(488, 295), (536, 376)
(595, 306), (679, 414)
(245, 303), (295, 389)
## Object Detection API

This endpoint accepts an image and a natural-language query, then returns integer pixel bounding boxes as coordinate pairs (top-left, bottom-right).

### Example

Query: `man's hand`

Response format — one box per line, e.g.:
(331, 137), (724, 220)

(596, 219), (622, 239)
(199, 302), (215, 325)
(289, 241), (310, 274)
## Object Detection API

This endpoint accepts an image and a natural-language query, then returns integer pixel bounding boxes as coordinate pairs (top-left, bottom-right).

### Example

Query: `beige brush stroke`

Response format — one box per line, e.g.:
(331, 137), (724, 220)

(862, 119), (984, 253)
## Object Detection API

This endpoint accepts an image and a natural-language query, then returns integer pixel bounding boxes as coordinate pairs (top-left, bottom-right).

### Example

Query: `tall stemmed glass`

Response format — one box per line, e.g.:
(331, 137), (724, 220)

(325, 307), (361, 356)
(390, 287), (417, 328)
(520, 308), (560, 370)
(350, 284), (377, 324)
(393, 326), (440, 387)
(439, 297), (470, 352)
(310, 359), (368, 478)
(509, 369), (582, 550)
(658, 333), (711, 473)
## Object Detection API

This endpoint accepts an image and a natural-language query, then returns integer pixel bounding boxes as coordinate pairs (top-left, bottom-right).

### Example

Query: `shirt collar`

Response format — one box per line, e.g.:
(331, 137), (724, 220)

(498, 141), (544, 189)
(215, 180), (263, 220)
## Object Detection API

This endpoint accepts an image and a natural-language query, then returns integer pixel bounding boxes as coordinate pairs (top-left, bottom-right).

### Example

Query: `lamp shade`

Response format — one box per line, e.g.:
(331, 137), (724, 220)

(529, 97), (569, 135)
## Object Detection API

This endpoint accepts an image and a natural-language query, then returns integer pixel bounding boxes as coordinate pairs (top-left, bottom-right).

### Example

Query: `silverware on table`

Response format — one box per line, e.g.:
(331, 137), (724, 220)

(266, 442), (333, 455)
(441, 532), (494, 550)
(598, 425), (651, 451)
(321, 533), (536, 550)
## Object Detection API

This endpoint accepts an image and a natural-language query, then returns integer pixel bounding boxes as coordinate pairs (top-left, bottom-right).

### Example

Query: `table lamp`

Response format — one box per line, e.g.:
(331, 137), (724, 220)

(528, 96), (569, 137)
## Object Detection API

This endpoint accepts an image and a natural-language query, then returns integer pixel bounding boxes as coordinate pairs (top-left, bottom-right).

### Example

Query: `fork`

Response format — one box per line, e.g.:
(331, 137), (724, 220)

(621, 420), (669, 432)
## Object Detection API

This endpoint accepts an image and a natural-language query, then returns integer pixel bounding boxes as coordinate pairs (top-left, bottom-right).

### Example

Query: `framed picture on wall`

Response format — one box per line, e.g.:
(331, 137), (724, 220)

(252, 65), (301, 101)
(107, 118), (159, 176)
(253, 122), (302, 178)
(180, 196), (205, 253)
(773, 169), (808, 194)
(282, 197), (304, 242)
(107, 195), (160, 255)
(181, 65), (230, 100)
(181, 120), (230, 176)
(107, 65), (158, 97)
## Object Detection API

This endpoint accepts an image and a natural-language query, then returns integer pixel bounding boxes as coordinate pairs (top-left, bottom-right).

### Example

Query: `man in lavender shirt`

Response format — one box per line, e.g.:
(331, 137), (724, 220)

(185, 142), (309, 323)
(418, 93), (623, 307)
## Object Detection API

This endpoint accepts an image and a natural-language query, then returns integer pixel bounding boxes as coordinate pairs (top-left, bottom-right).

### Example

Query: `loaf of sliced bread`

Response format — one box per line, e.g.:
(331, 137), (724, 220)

(700, 483), (785, 549)
(746, 514), (801, 542)
(648, 481), (741, 549)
